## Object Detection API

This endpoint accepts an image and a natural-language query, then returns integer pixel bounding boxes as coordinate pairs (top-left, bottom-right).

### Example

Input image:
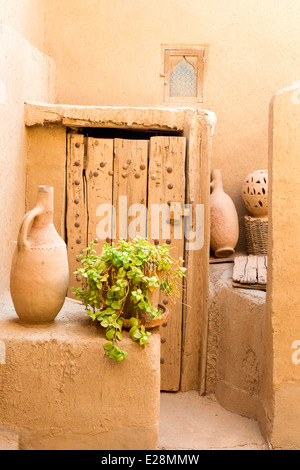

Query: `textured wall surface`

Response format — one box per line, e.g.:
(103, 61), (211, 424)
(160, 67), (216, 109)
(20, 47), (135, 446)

(266, 83), (300, 449)
(0, 296), (160, 450)
(0, 23), (54, 294)
(0, 0), (46, 51)
(44, 0), (300, 248)
(206, 264), (267, 428)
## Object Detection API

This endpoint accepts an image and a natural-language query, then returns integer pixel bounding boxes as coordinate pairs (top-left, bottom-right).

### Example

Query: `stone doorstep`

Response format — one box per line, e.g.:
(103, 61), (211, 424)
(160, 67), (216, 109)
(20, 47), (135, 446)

(0, 427), (19, 450)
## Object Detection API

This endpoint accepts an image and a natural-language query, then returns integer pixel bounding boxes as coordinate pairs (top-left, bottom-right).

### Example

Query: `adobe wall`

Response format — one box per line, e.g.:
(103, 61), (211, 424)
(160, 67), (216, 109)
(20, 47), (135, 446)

(206, 264), (267, 429)
(44, 0), (300, 249)
(0, 0), (46, 50)
(266, 84), (300, 449)
(0, 8), (55, 293)
(0, 296), (160, 450)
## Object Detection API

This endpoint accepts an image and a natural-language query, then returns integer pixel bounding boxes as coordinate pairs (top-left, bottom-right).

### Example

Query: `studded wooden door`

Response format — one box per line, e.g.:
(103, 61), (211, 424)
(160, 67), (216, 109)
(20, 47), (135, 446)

(67, 133), (186, 391)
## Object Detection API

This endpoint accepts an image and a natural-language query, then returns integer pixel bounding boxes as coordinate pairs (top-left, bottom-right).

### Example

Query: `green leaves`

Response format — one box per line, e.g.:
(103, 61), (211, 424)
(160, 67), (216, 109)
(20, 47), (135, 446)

(72, 237), (186, 363)
(104, 342), (128, 361)
(103, 342), (113, 351)
(106, 327), (115, 340)
(129, 320), (151, 347)
(131, 289), (144, 304)
(100, 319), (109, 328)
(150, 307), (162, 321)
(111, 300), (122, 310)
(130, 317), (139, 328)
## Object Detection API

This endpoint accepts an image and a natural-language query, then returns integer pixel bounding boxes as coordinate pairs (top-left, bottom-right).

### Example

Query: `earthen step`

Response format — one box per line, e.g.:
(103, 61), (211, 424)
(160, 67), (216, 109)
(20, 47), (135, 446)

(0, 427), (19, 450)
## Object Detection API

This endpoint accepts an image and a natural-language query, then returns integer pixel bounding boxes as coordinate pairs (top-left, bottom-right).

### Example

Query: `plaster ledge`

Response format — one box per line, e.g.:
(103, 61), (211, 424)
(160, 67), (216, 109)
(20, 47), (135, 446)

(24, 101), (216, 133)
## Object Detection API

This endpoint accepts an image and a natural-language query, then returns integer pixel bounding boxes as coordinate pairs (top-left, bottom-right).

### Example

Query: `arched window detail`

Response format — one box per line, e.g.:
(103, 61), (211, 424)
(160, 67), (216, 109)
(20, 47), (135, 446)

(162, 45), (206, 103)
(170, 58), (197, 98)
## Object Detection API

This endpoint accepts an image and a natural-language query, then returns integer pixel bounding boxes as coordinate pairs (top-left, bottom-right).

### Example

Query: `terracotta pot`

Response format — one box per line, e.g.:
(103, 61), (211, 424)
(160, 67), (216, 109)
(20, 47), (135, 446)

(122, 304), (169, 330)
(10, 186), (69, 326)
(122, 282), (161, 319)
(110, 286), (166, 329)
(242, 170), (268, 218)
(210, 169), (239, 257)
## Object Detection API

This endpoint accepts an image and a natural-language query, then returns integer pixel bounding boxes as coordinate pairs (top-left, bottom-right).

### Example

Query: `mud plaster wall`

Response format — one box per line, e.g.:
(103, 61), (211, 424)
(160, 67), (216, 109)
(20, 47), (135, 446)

(206, 264), (267, 428)
(0, 296), (160, 450)
(0, 0), (46, 51)
(208, 85), (300, 448)
(266, 84), (300, 450)
(0, 8), (55, 293)
(44, 0), (300, 249)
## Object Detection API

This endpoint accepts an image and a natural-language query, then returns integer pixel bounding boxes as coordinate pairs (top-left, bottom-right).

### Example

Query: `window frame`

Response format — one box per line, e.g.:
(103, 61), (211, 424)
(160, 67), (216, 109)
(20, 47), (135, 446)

(161, 45), (208, 104)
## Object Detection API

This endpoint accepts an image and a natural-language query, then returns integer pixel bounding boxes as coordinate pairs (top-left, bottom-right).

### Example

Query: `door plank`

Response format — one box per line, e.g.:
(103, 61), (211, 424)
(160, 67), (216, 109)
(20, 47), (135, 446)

(113, 139), (149, 241)
(148, 136), (186, 391)
(86, 138), (114, 252)
(66, 133), (87, 296)
(181, 115), (209, 393)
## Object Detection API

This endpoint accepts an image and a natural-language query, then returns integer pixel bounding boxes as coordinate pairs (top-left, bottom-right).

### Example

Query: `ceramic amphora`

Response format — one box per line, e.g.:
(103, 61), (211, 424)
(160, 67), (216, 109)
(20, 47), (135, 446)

(10, 186), (69, 326)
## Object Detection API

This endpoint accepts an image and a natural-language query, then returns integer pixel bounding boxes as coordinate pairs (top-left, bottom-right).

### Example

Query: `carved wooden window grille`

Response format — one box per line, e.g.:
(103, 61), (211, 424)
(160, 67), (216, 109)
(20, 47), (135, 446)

(162, 45), (207, 103)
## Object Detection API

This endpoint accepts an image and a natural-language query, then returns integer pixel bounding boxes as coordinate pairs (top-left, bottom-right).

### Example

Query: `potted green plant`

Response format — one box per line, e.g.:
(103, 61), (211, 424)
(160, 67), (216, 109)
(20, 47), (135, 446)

(73, 237), (186, 362)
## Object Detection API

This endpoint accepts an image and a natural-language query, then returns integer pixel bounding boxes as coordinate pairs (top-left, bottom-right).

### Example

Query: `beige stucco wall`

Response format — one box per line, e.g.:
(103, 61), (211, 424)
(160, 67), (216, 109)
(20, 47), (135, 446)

(205, 84), (300, 447)
(0, 17), (55, 293)
(206, 264), (269, 432)
(266, 84), (300, 449)
(0, 296), (160, 450)
(44, 0), (300, 249)
(0, 0), (46, 51)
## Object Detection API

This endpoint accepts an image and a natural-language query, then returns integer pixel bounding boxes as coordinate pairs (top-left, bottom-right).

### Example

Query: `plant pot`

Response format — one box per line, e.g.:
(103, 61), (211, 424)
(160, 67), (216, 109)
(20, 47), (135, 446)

(122, 304), (169, 330)
(122, 286), (161, 319)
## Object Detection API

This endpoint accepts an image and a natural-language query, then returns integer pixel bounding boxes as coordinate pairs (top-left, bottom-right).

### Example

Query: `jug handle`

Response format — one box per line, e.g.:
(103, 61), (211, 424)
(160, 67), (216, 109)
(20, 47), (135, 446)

(17, 206), (43, 248)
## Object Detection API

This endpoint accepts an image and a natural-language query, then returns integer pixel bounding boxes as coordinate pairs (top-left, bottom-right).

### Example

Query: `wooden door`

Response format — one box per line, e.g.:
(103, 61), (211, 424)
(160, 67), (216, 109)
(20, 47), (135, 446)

(67, 133), (186, 391)
(148, 137), (186, 390)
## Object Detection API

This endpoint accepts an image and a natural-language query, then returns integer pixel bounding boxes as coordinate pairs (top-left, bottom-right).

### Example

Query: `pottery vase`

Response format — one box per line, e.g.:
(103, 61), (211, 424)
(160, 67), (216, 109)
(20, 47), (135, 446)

(10, 186), (69, 326)
(210, 169), (239, 257)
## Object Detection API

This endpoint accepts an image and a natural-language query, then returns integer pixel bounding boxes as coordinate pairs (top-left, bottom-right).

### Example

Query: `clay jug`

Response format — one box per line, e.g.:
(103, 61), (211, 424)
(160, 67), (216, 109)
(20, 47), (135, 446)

(210, 169), (239, 257)
(10, 186), (69, 326)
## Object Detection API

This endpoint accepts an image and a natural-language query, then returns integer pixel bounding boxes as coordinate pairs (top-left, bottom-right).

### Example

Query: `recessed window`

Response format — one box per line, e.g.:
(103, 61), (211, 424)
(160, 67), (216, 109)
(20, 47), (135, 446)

(170, 58), (197, 97)
(161, 45), (207, 103)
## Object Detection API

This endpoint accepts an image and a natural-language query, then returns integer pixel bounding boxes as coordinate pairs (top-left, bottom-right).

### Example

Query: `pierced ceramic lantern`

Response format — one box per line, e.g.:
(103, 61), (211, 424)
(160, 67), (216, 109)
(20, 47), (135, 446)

(242, 170), (268, 218)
